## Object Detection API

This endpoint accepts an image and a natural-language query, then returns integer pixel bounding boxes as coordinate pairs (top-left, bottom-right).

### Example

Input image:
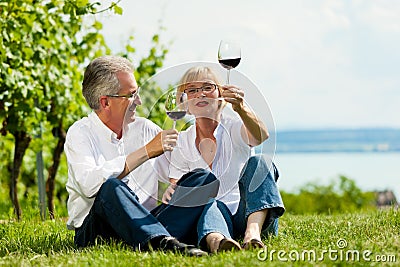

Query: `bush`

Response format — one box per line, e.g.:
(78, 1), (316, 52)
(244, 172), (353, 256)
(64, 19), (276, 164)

(281, 176), (376, 214)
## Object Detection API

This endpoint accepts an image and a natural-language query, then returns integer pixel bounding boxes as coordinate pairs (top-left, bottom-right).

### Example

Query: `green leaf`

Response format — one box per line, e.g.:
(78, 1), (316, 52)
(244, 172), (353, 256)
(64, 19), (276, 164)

(113, 4), (123, 15)
(92, 21), (103, 30)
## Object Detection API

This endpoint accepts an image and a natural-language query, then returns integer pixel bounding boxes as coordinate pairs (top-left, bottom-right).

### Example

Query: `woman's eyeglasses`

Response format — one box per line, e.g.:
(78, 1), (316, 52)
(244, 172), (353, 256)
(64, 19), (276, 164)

(184, 83), (217, 95)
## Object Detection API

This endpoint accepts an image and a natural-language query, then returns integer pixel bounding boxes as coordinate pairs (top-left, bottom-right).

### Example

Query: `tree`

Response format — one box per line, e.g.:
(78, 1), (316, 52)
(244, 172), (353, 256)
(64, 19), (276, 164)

(0, 0), (111, 219)
(0, 0), (168, 219)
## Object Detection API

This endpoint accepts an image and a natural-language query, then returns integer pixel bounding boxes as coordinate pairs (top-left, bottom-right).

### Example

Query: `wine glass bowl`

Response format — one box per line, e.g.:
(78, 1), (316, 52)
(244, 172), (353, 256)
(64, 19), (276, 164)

(218, 40), (241, 83)
(219, 58), (241, 70)
(165, 90), (187, 129)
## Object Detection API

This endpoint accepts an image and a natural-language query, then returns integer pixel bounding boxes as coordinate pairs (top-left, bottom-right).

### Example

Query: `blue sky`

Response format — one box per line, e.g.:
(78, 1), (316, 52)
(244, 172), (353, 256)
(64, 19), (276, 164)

(98, 0), (400, 130)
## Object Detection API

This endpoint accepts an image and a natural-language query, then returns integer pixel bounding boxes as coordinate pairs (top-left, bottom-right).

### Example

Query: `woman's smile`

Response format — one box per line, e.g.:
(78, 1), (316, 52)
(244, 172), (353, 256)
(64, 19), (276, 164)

(195, 100), (210, 107)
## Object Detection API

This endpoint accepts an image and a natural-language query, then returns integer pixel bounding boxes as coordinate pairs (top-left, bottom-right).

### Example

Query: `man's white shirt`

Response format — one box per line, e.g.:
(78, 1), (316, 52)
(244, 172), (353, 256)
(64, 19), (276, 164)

(65, 112), (169, 229)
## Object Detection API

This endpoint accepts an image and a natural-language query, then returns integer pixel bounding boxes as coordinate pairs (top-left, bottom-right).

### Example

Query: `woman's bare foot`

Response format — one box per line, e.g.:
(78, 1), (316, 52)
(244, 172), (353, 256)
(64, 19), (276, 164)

(243, 222), (262, 244)
(243, 210), (268, 244)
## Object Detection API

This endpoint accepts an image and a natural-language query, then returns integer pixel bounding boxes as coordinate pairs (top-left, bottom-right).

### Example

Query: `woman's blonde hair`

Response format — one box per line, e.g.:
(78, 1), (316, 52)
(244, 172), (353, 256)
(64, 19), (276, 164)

(177, 66), (226, 112)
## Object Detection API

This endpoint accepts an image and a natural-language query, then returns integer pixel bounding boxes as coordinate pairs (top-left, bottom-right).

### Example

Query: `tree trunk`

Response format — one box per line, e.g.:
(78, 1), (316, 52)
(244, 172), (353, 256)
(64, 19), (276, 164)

(46, 126), (66, 219)
(10, 131), (31, 220)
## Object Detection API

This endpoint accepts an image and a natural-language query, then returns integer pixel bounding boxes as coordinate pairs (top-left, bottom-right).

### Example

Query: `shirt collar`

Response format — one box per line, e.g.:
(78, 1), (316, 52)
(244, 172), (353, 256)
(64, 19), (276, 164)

(88, 111), (119, 142)
(214, 115), (228, 138)
(191, 115), (227, 139)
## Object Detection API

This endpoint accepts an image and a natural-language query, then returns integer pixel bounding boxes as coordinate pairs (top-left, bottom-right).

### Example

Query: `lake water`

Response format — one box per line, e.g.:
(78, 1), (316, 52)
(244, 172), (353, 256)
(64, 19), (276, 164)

(273, 152), (400, 200)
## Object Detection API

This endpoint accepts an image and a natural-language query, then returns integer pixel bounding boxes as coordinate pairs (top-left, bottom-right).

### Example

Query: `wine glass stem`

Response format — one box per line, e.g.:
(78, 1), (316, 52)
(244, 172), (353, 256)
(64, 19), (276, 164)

(227, 69), (230, 84)
(173, 120), (176, 129)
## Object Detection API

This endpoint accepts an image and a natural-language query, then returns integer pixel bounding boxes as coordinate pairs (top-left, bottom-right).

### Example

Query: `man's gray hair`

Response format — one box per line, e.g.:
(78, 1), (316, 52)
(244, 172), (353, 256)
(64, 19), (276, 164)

(82, 55), (134, 110)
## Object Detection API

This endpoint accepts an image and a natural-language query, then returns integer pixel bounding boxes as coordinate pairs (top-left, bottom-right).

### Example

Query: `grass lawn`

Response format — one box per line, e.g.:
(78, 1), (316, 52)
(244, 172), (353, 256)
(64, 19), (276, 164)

(0, 209), (398, 266)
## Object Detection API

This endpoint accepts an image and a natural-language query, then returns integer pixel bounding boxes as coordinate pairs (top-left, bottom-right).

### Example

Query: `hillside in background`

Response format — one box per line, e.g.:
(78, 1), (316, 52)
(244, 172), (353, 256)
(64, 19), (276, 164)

(275, 128), (400, 153)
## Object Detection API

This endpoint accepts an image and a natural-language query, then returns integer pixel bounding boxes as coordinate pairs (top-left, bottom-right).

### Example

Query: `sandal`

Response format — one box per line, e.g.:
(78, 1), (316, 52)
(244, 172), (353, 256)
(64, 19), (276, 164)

(217, 238), (242, 252)
(242, 239), (265, 250)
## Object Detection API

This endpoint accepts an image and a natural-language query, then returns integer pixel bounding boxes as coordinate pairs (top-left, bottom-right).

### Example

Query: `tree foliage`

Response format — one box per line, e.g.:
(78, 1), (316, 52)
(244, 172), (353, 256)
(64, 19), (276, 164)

(0, 0), (169, 219)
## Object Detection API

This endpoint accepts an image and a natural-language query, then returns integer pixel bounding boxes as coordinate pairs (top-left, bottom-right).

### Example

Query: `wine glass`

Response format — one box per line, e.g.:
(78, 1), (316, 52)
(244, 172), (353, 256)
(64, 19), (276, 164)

(165, 90), (188, 129)
(218, 40), (241, 83)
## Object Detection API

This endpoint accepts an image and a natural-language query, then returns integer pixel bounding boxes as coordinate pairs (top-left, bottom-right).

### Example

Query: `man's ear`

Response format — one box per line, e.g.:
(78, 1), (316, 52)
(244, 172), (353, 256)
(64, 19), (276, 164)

(99, 96), (109, 109)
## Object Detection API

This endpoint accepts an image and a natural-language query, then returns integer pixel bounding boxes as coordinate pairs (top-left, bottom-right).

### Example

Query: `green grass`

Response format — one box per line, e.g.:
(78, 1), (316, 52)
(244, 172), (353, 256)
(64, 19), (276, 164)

(0, 209), (399, 266)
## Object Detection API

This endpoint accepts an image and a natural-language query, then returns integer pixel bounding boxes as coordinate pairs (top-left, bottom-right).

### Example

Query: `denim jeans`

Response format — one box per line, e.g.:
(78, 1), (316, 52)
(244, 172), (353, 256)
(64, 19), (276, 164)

(151, 168), (220, 244)
(74, 169), (219, 248)
(196, 155), (285, 246)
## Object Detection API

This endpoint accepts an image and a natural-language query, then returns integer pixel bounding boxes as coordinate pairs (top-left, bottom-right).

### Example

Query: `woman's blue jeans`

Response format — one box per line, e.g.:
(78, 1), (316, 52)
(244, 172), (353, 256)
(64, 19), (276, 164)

(74, 169), (219, 249)
(196, 155), (285, 246)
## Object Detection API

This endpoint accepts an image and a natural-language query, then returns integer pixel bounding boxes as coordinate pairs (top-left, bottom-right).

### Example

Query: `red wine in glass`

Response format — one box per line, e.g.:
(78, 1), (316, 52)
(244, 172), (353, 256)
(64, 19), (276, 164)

(218, 58), (241, 70)
(166, 111), (186, 121)
(218, 40), (241, 83)
(165, 91), (187, 129)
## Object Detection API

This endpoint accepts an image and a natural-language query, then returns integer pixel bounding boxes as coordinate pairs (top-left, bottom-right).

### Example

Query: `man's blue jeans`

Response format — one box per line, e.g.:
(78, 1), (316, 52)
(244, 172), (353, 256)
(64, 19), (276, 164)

(196, 155), (285, 246)
(74, 169), (219, 249)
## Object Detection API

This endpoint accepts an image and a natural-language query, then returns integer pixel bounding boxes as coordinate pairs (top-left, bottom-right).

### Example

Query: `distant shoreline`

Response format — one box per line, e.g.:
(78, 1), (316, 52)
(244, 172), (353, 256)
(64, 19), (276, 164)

(276, 150), (400, 154)
(260, 128), (400, 153)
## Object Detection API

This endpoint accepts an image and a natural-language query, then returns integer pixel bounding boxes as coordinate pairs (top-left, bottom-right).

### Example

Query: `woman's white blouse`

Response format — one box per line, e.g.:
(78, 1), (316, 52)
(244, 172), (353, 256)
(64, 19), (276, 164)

(169, 115), (253, 214)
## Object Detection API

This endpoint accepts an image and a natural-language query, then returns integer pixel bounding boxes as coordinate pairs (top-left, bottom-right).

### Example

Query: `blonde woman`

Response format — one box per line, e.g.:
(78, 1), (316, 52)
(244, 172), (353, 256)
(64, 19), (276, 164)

(163, 66), (285, 253)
